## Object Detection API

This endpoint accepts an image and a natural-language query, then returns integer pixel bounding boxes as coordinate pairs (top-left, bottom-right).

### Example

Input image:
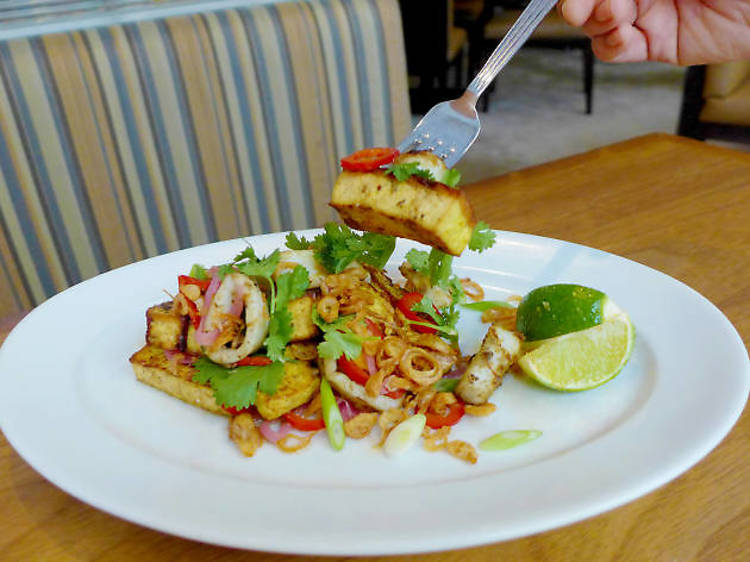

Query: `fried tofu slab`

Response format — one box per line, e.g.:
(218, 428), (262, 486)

(129, 345), (319, 420)
(330, 170), (475, 256)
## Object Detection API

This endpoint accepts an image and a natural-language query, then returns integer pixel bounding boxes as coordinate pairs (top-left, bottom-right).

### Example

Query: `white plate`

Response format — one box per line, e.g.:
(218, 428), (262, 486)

(1, 231), (748, 555)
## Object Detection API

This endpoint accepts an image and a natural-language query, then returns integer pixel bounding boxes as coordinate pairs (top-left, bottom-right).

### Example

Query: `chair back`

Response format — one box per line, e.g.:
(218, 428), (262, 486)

(0, 0), (411, 313)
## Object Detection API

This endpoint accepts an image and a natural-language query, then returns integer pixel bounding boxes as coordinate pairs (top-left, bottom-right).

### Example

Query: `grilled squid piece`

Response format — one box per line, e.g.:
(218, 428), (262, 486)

(319, 358), (404, 412)
(200, 273), (269, 366)
(455, 323), (522, 405)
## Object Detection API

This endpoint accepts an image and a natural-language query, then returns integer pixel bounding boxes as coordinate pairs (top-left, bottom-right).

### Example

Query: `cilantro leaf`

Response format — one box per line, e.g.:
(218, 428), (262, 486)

(310, 223), (395, 273)
(427, 248), (454, 288)
(285, 232), (312, 250)
(275, 265), (309, 305)
(405, 248), (429, 272)
(189, 264), (208, 280)
(264, 265), (310, 361)
(233, 246), (259, 263)
(217, 263), (235, 279)
(411, 295), (442, 324)
(193, 357), (284, 409)
(443, 168), (461, 188)
(318, 330), (363, 360)
(385, 162), (435, 182)
(234, 249), (281, 281)
(313, 310), (365, 360)
(469, 221), (496, 253)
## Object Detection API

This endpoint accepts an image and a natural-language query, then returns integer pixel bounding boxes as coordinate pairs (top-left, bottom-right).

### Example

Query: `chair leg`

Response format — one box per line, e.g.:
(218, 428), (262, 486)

(583, 43), (594, 114)
(677, 66), (707, 140)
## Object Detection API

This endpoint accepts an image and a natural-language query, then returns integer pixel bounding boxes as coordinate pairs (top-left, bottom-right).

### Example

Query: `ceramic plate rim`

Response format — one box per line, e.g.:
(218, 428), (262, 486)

(0, 230), (748, 555)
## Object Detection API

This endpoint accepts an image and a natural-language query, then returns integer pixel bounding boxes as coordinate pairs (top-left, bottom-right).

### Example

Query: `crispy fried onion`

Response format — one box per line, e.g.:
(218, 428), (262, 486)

(316, 295), (339, 324)
(460, 278), (484, 302)
(465, 403), (497, 417)
(321, 268), (368, 296)
(422, 426), (478, 464)
(423, 426), (451, 451)
(430, 392), (458, 417)
(399, 347), (442, 386)
(446, 440), (478, 464)
(344, 412), (379, 439)
(358, 336), (402, 397)
(229, 414), (263, 457)
(403, 388), (437, 416)
(481, 305), (517, 330)
(276, 431), (320, 453)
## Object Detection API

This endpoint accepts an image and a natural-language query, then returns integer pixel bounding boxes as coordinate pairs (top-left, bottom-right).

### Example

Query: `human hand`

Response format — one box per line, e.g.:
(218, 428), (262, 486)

(558, 0), (750, 65)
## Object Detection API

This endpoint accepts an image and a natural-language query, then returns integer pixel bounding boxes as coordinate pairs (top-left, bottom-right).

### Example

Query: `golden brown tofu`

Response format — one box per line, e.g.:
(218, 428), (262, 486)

(330, 170), (475, 256)
(288, 295), (319, 342)
(129, 345), (228, 416)
(145, 302), (187, 350)
(255, 361), (320, 420)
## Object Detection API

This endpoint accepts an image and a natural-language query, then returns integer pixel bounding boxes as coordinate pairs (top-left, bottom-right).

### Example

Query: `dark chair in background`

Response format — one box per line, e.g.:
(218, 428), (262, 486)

(678, 62), (750, 143)
(399, 0), (469, 113)
(482, 1), (594, 114)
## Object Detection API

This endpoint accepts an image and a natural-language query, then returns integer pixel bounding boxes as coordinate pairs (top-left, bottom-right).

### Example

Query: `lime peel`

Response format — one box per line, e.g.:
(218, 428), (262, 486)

(516, 283), (609, 341)
(479, 430), (542, 451)
(518, 314), (635, 391)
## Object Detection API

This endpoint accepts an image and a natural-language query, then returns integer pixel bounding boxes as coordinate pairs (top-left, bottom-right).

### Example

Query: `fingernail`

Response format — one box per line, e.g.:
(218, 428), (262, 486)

(604, 29), (621, 47)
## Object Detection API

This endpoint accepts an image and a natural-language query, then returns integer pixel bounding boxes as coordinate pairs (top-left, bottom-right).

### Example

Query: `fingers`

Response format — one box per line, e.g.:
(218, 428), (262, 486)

(558, 0), (598, 27)
(559, 0), (647, 62)
(591, 25), (649, 62)
(581, 0), (639, 37)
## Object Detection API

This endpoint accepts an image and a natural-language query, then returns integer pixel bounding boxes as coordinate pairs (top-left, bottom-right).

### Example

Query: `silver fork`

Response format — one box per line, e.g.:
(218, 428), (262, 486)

(397, 0), (559, 168)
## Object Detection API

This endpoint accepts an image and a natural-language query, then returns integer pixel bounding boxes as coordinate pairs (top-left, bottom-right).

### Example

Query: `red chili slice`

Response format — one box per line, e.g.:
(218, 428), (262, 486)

(223, 405), (252, 416)
(178, 274), (211, 292)
(425, 401), (465, 429)
(236, 355), (273, 367)
(340, 147), (399, 172)
(283, 411), (326, 431)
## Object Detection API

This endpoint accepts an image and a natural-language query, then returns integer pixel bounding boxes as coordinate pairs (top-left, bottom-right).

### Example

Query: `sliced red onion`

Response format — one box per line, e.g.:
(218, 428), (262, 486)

(336, 397), (359, 422)
(227, 283), (246, 317)
(445, 363), (467, 379)
(201, 267), (221, 317)
(195, 268), (222, 347)
(365, 353), (377, 376)
(259, 419), (293, 444)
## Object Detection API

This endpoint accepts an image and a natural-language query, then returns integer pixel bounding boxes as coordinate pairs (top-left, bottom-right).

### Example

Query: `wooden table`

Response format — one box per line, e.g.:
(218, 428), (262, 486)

(1, 133), (748, 560)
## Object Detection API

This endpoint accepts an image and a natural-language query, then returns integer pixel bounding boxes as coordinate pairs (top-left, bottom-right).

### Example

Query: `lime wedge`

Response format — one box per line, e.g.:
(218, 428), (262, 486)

(516, 283), (617, 341)
(517, 314), (635, 391)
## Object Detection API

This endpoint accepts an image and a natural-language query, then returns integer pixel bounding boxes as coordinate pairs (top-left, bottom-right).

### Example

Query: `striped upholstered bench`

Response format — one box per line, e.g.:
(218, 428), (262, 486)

(0, 0), (410, 314)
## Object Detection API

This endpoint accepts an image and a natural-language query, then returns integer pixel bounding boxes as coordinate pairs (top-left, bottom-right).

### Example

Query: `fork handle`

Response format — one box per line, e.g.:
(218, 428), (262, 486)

(467, 0), (559, 98)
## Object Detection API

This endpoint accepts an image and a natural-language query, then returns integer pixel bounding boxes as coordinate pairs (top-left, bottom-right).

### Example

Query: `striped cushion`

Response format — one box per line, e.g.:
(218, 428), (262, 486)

(0, 0), (410, 313)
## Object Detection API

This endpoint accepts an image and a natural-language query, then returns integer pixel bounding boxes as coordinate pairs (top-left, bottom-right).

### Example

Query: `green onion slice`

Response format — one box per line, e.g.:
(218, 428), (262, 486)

(479, 430), (542, 451)
(460, 300), (514, 312)
(320, 378), (345, 451)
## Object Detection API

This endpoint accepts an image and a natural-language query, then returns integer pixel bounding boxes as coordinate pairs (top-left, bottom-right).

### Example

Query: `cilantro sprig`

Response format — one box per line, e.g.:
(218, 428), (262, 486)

(193, 357), (284, 410)
(286, 223), (395, 274)
(468, 221), (496, 252)
(385, 162), (434, 182)
(312, 310), (370, 360)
